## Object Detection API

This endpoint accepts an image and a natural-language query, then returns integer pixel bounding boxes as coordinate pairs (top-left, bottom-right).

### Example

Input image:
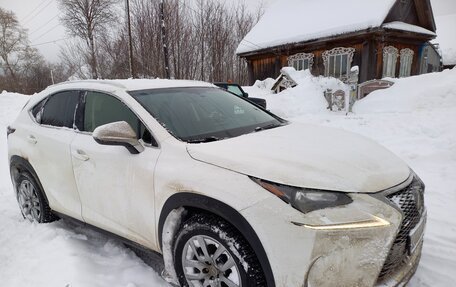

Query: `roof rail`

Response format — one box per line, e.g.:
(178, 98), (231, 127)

(48, 79), (127, 90)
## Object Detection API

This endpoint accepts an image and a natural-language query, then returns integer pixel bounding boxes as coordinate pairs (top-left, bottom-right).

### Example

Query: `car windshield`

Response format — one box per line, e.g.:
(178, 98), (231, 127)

(129, 87), (283, 143)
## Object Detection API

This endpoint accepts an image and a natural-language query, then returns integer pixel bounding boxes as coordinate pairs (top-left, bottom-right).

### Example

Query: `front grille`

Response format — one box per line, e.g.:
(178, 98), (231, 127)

(378, 177), (425, 279)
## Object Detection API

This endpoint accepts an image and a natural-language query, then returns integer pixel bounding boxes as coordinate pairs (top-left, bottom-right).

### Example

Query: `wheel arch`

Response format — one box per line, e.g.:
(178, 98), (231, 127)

(9, 155), (49, 203)
(158, 192), (276, 287)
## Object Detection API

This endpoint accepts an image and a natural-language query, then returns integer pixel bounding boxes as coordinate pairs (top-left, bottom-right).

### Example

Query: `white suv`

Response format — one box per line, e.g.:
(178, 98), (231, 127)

(7, 79), (426, 287)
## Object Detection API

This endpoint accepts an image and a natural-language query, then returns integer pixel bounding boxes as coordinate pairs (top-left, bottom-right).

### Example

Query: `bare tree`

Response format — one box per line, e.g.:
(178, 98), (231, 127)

(58, 0), (119, 79)
(0, 8), (27, 82)
(58, 0), (261, 85)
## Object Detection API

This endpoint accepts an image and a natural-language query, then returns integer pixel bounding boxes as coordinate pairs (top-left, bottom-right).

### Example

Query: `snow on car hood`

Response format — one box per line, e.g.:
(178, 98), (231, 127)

(186, 123), (410, 193)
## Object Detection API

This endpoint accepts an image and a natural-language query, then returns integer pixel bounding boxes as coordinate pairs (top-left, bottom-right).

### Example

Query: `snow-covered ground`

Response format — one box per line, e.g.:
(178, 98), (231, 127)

(1, 68), (455, 286)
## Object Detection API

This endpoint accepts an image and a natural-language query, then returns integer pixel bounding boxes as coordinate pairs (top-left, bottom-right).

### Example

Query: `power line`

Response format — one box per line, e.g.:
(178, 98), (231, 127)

(21, 0), (48, 23)
(32, 23), (61, 42)
(29, 14), (60, 36)
(23, 0), (54, 25)
(30, 37), (69, 47)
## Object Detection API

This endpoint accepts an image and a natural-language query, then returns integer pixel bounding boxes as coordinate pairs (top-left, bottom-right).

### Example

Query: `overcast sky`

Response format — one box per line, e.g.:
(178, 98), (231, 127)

(0, 0), (454, 63)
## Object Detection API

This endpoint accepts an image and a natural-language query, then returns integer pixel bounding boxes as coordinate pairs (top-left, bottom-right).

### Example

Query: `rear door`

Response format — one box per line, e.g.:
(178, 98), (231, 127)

(70, 91), (161, 250)
(26, 90), (83, 220)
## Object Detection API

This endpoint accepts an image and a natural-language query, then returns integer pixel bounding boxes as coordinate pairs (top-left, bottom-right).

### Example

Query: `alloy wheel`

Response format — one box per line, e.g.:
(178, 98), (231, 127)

(17, 179), (41, 222)
(182, 235), (242, 287)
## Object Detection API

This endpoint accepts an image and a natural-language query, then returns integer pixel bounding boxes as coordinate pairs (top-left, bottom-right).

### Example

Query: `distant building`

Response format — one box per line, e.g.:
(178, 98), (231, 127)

(237, 0), (439, 86)
(433, 13), (456, 69)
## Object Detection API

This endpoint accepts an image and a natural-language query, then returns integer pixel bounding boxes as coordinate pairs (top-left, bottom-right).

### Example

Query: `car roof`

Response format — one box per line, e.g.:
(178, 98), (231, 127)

(213, 82), (240, 86)
(47, 79), (215, 93)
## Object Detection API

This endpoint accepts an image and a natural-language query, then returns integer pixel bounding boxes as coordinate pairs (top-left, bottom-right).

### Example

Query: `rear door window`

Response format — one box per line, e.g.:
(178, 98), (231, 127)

(38, 91), (80, 128)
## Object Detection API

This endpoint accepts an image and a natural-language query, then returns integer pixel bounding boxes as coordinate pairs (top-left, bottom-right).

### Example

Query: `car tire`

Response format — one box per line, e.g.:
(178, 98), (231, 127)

(15, 171), (56, 223)
(174, 214), (266, 287)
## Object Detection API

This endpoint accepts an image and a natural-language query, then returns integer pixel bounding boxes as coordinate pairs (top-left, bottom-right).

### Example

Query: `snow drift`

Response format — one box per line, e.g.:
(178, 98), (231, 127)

(354, 68), (456, 113)
(244, 68), (348, 117)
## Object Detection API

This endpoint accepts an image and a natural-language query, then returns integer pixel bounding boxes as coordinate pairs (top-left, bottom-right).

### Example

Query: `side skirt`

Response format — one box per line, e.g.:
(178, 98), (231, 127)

(53, 211), (165, 273)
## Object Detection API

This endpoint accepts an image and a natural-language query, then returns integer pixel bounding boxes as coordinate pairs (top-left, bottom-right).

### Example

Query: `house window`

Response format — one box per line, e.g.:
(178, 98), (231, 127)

(399, 48), (414, 77)
(288, 53), (314, 71)
(322, 47), (355, 81)
(383, 46), (399, 78)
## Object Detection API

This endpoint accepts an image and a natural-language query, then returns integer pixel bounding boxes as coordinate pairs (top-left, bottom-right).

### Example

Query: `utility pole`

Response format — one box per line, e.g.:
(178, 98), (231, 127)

(50, 69), (55, 84)
(160, 0), (170, 79)
(125, 0), (136, 78)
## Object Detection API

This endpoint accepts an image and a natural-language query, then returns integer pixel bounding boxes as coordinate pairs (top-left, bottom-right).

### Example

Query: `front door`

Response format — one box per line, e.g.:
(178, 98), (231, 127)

(70, 91), (161, 250)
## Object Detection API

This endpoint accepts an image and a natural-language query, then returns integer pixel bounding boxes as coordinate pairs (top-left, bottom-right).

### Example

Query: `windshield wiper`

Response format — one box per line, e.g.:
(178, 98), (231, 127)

(186, 136), (221, 144)
(254, 123), (282, 132)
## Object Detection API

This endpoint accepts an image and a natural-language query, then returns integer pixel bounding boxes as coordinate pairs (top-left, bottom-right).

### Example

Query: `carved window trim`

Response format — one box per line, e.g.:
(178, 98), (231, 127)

(322, 47), (355, 81)
(288, 53), (314, 71)
(382, 46), (399, 78)
(399, 48), (414, 77)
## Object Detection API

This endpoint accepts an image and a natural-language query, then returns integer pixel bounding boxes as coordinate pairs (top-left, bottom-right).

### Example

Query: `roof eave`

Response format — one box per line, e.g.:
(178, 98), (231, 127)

(382, 27), (437, 40)
(238, 26), (436, 58)
(237, 27), (386, 58)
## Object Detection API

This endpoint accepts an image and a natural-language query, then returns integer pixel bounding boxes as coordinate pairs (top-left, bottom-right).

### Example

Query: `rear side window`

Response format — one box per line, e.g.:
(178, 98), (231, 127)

(83, 91), (154, 145)
(36, 91), (80, 128)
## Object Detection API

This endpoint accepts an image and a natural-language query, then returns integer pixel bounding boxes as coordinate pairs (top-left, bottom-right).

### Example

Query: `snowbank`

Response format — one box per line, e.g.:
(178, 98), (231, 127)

(245, 69), (348, 118)
(354, 68), (456, 113)
(0, 92), (29, 195)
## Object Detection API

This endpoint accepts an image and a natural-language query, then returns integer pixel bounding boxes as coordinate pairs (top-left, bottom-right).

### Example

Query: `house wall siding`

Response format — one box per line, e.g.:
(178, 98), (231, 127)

(245, 32), (432, 85)
(248, 42), (367, 84)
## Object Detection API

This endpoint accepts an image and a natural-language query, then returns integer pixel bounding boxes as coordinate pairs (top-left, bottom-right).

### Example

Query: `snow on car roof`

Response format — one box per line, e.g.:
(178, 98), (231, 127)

(236, 0), (396, 54)
(49, 79), (214, 93)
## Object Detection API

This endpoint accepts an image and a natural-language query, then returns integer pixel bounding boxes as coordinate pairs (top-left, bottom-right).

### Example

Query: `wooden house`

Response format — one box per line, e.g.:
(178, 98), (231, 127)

(237, 0), (439, 86)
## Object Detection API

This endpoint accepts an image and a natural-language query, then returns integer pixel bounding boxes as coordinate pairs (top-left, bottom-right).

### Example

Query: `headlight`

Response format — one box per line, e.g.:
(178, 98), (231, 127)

(251, 177), (353, 213)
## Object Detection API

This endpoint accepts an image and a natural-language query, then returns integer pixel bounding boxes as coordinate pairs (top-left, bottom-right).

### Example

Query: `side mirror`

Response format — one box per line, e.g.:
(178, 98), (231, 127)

(92, 121), (144, 154)
(243, 92), (249, 98)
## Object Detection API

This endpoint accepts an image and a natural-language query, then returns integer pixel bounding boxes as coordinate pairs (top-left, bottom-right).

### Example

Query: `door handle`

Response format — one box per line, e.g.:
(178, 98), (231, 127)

(27, 135), (37, 144)
(72, 149), (90, 161)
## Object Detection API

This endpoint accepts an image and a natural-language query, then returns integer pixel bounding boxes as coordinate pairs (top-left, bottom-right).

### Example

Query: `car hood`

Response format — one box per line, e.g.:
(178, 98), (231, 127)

(186, 123), (410, 193)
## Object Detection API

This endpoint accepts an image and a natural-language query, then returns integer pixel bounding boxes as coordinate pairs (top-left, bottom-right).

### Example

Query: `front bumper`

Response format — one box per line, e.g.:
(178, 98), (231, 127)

(376, 239), (423, 287)
(241, 180), (426, 287)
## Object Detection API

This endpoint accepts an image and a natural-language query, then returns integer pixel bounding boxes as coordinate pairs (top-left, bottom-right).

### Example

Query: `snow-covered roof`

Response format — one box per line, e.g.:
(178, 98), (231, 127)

(382, 21), (436, 36)
(49, 79), (213, 92)
(433, 14), (456, 66)
(237, 0), (398, 54)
